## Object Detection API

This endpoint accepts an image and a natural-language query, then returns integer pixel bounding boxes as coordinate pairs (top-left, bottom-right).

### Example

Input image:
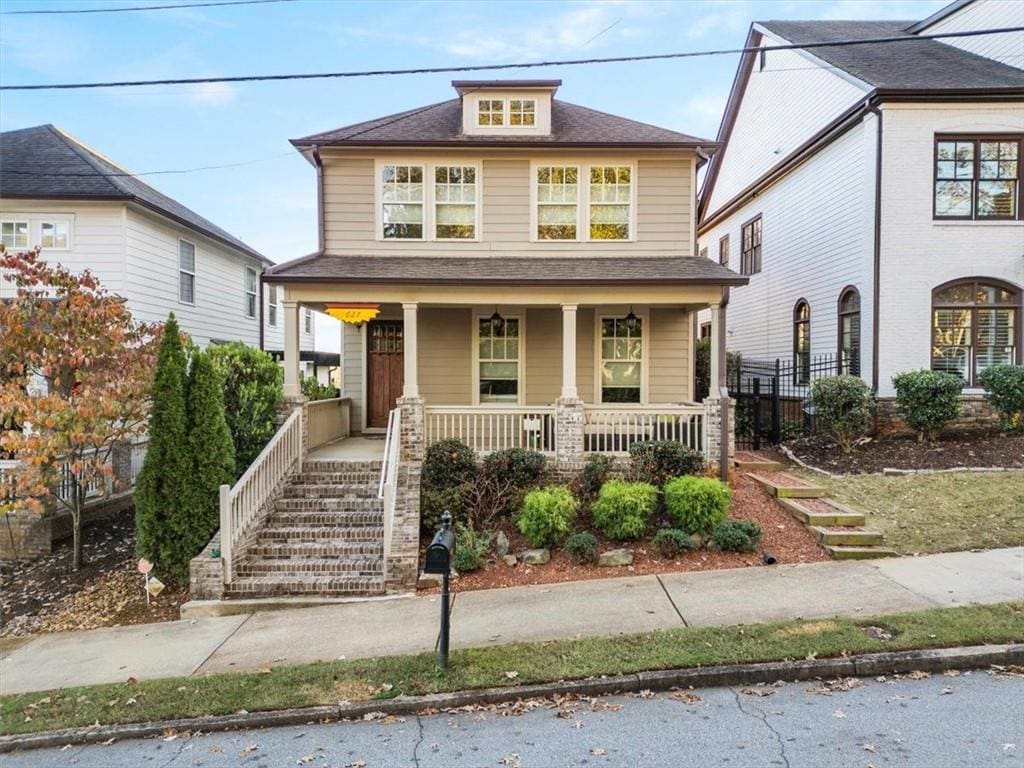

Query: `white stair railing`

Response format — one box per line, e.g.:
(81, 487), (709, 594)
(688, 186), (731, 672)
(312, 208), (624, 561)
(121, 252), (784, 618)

(378, 408), (401, 580)
(219, 408), (303, 584)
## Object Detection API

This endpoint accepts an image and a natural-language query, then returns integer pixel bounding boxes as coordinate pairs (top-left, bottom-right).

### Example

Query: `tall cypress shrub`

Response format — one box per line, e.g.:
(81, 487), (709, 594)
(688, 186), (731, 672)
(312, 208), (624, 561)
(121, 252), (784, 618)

(135, 314), (190, 579)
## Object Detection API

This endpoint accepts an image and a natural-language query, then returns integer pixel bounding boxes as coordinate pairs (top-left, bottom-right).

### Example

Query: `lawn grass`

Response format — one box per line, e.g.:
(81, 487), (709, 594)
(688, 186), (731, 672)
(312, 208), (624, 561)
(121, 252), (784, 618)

(804, 471), (1024, 554)
(2, 601), (1022, 736)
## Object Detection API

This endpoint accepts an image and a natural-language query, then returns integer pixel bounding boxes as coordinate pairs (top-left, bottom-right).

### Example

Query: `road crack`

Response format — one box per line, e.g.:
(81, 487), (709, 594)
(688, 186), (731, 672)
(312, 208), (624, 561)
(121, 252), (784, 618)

(731, 687), (791, 768)
(410, 713), (425, 768)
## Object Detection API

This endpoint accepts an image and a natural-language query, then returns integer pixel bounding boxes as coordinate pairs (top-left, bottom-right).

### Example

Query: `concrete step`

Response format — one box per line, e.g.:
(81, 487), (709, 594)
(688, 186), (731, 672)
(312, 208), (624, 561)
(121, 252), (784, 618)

(225, 574), (385, 598)
(234, 556), (383, 577)
(303, 460), (382, 474)
(248, 540), (384, 559)
(778, 498), (867, 527)
(266, 509), (384, 527)
(810, 526), (885, 546)
(283, 484), (378, 499)
(825, 545), (899, 560)
(257, 525), (385, 543)
(274, 496), (384, 512)
(747, 471), (826, 499)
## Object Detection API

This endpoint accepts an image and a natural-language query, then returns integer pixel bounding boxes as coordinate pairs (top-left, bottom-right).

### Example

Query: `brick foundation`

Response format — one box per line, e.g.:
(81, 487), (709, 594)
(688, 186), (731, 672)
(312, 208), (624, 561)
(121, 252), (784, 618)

(874, 394), (1000, 437)
(0, 493), (134, 562)
(189, 531), (225, 600)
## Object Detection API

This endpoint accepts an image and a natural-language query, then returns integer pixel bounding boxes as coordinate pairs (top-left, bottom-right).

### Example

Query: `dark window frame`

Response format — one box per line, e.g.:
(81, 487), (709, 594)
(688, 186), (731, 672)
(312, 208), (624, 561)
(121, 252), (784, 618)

(793, 299), (810, 386)
(933, 134), (1023, 221)
(719, 234), (729, 266)
(837, 285), (861, 377)
(931, 277), (1022, 387)
(740, 214), (762, 276)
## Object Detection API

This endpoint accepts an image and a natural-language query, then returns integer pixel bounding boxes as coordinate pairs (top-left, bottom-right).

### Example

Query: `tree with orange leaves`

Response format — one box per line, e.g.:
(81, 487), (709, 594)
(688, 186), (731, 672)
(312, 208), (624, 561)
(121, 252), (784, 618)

(0, 246), (157, 570)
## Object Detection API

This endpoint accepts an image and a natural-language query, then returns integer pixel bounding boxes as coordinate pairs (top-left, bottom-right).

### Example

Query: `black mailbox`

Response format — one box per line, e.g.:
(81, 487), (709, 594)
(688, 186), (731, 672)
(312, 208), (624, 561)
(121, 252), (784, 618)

(424, 511), (455, 575)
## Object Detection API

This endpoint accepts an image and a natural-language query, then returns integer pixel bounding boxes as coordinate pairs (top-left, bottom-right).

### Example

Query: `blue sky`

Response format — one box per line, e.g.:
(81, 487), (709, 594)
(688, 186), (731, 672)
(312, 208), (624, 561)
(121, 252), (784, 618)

(2, 0), (949, 265)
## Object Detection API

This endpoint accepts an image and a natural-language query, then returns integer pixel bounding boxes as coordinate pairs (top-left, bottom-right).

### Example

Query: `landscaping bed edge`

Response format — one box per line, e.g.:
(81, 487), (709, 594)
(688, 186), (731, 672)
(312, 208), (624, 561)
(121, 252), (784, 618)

(3, 643), (1021, 754)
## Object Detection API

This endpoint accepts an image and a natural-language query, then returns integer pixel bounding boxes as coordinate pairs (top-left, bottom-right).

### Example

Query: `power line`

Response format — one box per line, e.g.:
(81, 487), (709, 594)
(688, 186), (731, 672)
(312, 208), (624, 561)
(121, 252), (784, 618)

(1, 151), (296, 178)
(2, 26), (1022, 91)
(1, 0), (298, 15)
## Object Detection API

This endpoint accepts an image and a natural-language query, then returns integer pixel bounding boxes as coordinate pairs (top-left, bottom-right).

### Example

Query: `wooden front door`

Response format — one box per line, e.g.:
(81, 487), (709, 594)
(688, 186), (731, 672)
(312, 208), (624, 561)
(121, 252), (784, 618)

(367, 320), (404, 428)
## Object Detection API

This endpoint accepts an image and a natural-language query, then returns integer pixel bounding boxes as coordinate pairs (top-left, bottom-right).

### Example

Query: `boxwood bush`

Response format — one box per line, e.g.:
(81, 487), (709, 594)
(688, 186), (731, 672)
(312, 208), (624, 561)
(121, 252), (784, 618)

(516, 486), (578, 548)
(591, 480), (658, 540)
(421, 438), (477, 532)
(811, 375), (874, 453)
(711, 520), (763, 552)
(628, 440), (705, 487)
(651, 528), (694, 559)
(479, 448), (548, 519)
(564, 531), (599, 564)
(663, 476), (731, 535)
(570, 454), (614, 506)
(892, 370), (963, 441)
(979, 364), (1024, 433)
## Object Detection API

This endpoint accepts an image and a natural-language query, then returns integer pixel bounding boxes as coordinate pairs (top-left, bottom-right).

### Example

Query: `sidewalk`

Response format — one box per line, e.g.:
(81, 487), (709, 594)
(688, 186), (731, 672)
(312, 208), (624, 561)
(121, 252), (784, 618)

(2, 547), (1021, 696)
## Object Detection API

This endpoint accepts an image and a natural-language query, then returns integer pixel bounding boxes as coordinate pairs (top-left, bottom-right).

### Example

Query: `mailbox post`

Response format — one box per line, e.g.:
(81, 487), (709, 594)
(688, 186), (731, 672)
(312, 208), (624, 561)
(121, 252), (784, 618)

(424, 511), (455, 669)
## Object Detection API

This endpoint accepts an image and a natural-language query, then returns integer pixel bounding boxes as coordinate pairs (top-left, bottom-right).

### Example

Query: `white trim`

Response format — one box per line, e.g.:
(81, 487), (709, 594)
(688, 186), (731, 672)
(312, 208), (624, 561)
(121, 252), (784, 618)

(472, 308), (525, 406)
(266, 283), (279, 327)
(529, 160), (638, 243)
(244, 265), (258, 319)
(38, 217), (73, 251)
(593, 307), (650, 405)
(177, 237), (196, 306)
(374, 159), (482, 243)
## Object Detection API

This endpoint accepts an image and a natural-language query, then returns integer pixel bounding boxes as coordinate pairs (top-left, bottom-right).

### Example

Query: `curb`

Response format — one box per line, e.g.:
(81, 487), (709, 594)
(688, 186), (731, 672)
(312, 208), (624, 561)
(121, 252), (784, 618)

(2, 643), (1021, 753)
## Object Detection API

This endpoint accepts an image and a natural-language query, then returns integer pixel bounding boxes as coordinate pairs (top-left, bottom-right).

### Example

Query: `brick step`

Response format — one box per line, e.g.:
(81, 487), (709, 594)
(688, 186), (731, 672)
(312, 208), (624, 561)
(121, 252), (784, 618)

(266, 509), (384, 527)
(293, 472), (380, 486)
(257, 525), (385, 543)
(777, 498), (867, 527)
(274, 497), (384, 512)
(225, 574), (385, 598)
(283, 484), (378, 499)
(248, 540), (384, 559)
(303, 460), (382, 474)
(825, 545), (899, 560)
(810, 526), (884, 546)
(234, 556), (383, 577)
(747, 471), (826, 499)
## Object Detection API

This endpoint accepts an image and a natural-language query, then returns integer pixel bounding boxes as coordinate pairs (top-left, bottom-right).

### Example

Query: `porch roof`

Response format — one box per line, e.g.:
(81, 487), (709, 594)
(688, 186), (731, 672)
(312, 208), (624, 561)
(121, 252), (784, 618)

(264, 255), (748, 286)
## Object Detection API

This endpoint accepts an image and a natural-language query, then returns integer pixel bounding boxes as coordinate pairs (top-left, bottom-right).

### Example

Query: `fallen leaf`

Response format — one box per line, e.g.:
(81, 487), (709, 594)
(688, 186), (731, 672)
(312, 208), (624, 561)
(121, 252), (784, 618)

(741, 687), (775, 697)
(833, 709), (847, 719)
(505, 671), (519, 680)
(939, 687), (953, 695)
(591, 747), (607, 756)
(907, 670), (930, 680)
(671, 691), (703, 704)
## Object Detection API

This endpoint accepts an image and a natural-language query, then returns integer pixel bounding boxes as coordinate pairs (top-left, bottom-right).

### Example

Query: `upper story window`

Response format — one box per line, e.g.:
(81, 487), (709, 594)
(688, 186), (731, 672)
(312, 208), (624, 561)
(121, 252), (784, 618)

(178, 239), (196, 305)
(435, 165), (477, 239)
(267, 285), (279, 327)
(1, 220), (29, 250)
(244, 266), (258, 319)
(509, 99), (535, 126)
(935, 136), (1022, 220)
(478, 99), (505, 126)
(304, 307), (313, 334)
(381, 164), (424, 239)
(741, 215), (762, 275)
(534, 163), (634, 242)
(932, 278), (1020, 386)
(719, 235), (729, 266)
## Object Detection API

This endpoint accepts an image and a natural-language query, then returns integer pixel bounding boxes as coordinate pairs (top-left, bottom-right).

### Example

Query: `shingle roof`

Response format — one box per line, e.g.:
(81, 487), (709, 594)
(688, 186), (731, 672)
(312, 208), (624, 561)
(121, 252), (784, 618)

(757, 20), (1024, 91)
(265, 254), (747, 286)
(0, 124), (269, 263)
(292, 99), (715, 148)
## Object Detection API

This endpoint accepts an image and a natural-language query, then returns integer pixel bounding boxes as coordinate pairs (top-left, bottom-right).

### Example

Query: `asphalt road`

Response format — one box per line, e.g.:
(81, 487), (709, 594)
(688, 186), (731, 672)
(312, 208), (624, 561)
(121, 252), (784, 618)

(8, 670), (1024, 768)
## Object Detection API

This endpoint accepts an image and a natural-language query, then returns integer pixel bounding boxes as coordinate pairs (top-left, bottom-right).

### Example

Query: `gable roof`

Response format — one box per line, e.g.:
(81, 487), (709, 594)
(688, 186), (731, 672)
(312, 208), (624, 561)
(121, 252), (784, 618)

(0, 124), (269, 263)
(291, 98), (715, 149)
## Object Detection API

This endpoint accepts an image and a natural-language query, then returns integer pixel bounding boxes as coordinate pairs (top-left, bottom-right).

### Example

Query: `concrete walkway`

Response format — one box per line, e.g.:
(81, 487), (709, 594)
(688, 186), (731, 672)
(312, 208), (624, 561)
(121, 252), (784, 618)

(2, 547), (1021, 696)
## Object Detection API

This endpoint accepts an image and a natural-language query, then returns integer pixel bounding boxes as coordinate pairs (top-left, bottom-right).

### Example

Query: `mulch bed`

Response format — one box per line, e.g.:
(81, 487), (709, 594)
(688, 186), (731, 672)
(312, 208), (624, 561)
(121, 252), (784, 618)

(0, 507), (187, 637)
(788, 431), (1024, 475)
(419, 472), (828, 593)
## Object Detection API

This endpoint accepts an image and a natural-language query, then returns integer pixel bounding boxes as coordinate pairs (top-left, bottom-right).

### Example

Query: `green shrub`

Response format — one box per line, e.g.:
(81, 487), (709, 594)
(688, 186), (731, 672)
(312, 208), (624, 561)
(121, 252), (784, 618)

(711, 520), (763, 552)
(516, 486), (578, 548)
(207, 342), (282, 477)
(663, 476), (731, 535)
(979, 364), (1024, 433)
(695, 337), (711, 401)
(452, 525), (491, 573)
(421, 439), (476, 532)
(476, 448), (547, 521)
(591, 480), (658, 540)
(811, 375), (874, 453)
(628, 441), (705, 487)
(564, 531), (599, 564)
(892, 369), (963, 441)
(570, 454), (614, 505)
(481, 448), (547, 490)
(300, 376), (337, 401)
(651, 528), (694, 559)
(421, 484), (471, 534)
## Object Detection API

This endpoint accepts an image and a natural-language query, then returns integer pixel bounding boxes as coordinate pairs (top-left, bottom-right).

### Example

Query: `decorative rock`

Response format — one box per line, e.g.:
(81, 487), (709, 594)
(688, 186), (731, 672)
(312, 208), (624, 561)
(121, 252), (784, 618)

(690, 533), (705, 549)
(502, 554), (518, 567)
(417, 572), (442, 589)
(597, 548), (634, 567)
(495, 531), (510, 557)
(519, 548), (550, 565)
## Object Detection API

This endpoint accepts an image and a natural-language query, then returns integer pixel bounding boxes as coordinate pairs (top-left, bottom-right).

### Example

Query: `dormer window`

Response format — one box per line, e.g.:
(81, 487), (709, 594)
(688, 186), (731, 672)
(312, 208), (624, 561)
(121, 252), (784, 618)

(456, 80), (558, 137)
(509, 99), (535, 126)
(478, 100), (504, 127)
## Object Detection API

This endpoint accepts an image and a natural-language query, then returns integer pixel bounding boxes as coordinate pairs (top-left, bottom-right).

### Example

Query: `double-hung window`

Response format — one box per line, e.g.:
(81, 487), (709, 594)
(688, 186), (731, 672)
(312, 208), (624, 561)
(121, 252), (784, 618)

(600, 316), (642, 403)
(478, 315), (520, 403)
(244, 266), (258, 319)
(381, 164), (424, 239)
(719, 234), (730, 266)
(435, 165), (477, 239)
(304, 307), (313, 334)
(793, 300), (810, 385)
(932, 279), (1020, 386)
(935, 136), (1022, 219)
(589, 166), (631, 240)
(40, 221), (69, 249)
(178, 239), (196, 304)
(1, 220), (29, 250)
(267, 285), (278, 327)
(509, 99), (535, 126)
(536, 166), (579, 240)
(535, 164), (634, 241)
(741, 216), (761, 275)
(478, 99), (504, 126)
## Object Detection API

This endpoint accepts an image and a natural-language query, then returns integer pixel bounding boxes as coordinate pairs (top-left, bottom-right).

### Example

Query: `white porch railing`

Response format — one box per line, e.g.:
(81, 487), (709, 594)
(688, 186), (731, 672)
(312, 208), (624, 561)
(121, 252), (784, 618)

(219, 408), (303, 584)
(306, 397), (351, 451)
(378, 408), (401, 579)
(424, 406), (557, 454)
(583, 405), (705, 455)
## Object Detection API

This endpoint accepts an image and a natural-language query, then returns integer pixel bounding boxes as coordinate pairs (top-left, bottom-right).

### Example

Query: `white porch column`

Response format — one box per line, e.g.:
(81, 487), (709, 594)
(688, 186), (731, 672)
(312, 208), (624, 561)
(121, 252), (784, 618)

(402, 302), (419, 398)
(560, 303), (578, 399)
(282, 299), (301, 398)
(709, 300), (723, 396)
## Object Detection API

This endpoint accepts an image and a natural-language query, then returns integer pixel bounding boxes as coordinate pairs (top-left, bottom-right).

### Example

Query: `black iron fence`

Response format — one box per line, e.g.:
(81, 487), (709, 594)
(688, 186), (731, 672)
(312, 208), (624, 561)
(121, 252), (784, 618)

(728, 353), (854, 449)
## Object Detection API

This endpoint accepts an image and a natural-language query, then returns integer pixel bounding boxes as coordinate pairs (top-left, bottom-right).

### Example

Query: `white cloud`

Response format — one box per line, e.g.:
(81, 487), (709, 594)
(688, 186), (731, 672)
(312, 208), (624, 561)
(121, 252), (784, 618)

(677, 89), (728, 139)
(816, 0), (946, 21)
(184, 81), (238, 107)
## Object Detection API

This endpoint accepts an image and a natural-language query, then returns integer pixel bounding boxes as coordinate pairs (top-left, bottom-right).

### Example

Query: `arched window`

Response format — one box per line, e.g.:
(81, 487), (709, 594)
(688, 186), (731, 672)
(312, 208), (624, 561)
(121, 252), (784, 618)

(793, 300), (810, 385)
(932, 278), (1021, 386)
(838, 287), (861, 376)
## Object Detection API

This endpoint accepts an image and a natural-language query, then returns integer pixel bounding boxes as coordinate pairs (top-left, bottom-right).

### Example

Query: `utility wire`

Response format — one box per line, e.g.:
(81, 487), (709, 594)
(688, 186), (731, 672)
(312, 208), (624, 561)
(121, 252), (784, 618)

(1, 0), (298, 15)
(0, 150), (297, 177)
(2, 26), (1022, 91)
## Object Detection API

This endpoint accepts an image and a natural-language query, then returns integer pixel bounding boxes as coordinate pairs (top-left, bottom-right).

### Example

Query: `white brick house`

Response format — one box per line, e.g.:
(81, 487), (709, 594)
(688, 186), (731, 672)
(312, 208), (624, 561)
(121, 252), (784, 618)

(698, 0), (1024, 397)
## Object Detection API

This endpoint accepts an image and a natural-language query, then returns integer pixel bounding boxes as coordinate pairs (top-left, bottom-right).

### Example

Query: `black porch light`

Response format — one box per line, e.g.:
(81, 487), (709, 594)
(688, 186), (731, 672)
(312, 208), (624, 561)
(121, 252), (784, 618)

(489, 307), (503, 323)
(624, 305), (639, 329)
